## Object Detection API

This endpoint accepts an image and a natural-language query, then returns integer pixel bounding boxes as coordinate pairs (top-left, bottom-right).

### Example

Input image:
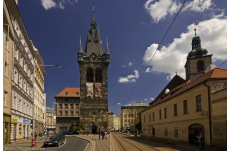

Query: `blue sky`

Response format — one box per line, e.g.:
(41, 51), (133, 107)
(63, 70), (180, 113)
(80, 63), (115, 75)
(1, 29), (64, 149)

(17, 0), (227, 116)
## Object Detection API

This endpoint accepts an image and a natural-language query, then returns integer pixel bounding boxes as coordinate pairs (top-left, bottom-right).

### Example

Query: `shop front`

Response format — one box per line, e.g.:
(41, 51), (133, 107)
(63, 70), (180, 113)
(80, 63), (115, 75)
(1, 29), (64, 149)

(10, 119), (17, 141)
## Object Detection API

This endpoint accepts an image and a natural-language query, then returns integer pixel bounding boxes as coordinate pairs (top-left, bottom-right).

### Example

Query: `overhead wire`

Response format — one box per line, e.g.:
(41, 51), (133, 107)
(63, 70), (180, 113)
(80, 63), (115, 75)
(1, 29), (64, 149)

(126, 0), (187, 102)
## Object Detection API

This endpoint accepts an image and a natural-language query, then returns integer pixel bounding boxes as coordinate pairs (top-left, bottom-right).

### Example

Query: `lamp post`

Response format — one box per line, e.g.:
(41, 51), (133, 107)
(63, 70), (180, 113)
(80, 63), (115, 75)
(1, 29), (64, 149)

(124, 101), (136, 135)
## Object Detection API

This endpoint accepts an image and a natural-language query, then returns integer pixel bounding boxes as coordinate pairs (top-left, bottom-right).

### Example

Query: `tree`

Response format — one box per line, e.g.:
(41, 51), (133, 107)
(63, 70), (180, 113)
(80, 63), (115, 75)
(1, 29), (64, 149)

(103, 121), (108, 131)
(73, 126), (80, 134)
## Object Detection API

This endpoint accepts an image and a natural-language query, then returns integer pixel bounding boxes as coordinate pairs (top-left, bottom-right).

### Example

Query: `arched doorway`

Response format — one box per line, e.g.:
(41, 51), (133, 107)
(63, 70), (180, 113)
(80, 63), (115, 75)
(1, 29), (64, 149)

(92, 125), (97, 134)
(188, 124), (204, 144)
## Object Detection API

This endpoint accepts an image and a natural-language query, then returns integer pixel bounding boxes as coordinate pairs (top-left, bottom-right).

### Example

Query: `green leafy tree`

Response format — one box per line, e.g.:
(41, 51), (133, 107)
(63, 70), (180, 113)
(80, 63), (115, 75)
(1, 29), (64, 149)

(73, 126), (80, 134)
(103, 121), (108, 131)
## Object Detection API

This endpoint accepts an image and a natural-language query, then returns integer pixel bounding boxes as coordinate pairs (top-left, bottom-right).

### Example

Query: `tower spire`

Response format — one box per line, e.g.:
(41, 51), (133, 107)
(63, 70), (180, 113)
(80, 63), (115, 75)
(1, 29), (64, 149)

(194, 23), (197, 36)
(91, 3), (97, 29)
(78, 36), (83, 53)
(105, 37), (109, 54)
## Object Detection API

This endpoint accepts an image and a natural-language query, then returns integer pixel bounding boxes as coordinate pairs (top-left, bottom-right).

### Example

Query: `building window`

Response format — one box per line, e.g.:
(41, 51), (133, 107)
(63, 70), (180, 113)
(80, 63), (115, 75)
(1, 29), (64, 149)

(183, 100), (187, 114)
(65, 111), (68, 116)
(59, 104), (62, 109)
(159, 110), (161, 119)
(152, 112), (155, 121)
(174, 127), (178, 137)
(4, 91), (7, 107)
(65, 104), (68, 109)
(95, 68), (102, 82)
(87, 68), (93, 82)
(124, 119), (127, 122)
(197, 60), (204, 72)
(124, 115), (127, 118)
(59, 111), (62, 116)
(71, 111), (73, 116)
(70, 104), (73, 109)
(76, 104), (79, 109)
(76, 111), (79, 116)
(164, 108), (167, 118)
(174, 104), (177, 116)
(196, 94), (202, 111)
(65, 92), (69, 95)
(76, 92), (79, 96)
(164, 128), (168, 136)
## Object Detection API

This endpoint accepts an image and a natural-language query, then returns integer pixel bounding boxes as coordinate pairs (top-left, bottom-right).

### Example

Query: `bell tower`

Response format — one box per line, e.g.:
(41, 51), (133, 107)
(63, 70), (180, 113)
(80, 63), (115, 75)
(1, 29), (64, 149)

(185, 24), (212, 81)
(77, 5), (110, 133)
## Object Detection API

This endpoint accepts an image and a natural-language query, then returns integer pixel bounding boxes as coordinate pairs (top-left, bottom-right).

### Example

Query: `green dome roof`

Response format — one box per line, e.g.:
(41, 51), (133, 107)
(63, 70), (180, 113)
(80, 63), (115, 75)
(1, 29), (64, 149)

(192, 36), (200, 40)
(187, 48), (208, 58)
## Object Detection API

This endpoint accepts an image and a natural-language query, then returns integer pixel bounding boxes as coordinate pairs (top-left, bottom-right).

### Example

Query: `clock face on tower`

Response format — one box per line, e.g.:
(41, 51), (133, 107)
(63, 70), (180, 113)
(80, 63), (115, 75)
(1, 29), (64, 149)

(90, 55), (97, 62)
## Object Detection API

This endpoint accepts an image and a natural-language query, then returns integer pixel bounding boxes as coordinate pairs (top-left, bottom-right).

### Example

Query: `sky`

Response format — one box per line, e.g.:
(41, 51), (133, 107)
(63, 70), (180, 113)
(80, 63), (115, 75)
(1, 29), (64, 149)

(15, 0), (227, 116)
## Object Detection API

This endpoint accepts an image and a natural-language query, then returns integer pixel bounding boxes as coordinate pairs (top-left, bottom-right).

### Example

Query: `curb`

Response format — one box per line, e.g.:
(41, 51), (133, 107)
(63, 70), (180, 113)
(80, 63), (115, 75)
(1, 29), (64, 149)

(74, 135), (95, 151)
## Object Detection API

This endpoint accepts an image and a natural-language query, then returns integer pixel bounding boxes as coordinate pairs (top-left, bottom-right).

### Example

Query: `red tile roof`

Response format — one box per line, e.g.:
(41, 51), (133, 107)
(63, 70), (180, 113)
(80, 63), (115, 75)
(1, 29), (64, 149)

(54, 87), (80, 97)
(141, 68), (227, 113)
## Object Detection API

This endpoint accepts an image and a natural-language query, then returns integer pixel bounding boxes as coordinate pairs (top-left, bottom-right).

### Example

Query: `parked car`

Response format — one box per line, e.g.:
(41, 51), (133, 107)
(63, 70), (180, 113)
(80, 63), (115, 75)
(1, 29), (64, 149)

(62, 132), (72, 135)
(43, 134), (65, 147)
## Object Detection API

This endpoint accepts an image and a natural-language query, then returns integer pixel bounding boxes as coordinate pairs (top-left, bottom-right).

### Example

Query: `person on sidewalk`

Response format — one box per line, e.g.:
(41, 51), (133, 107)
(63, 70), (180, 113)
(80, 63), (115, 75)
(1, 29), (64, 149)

(105, 131), (108, 140)
(35, 132), (37, 140)
(39, 132), (43, 140)
(196, 132), (204, 150)
(31, 132), (33, 138)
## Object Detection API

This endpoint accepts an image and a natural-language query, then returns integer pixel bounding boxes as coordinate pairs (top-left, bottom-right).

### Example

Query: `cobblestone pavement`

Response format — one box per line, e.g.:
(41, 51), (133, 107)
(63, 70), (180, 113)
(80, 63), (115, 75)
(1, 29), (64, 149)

(76, 134), (110, 151)
(3, 138), (45, 151)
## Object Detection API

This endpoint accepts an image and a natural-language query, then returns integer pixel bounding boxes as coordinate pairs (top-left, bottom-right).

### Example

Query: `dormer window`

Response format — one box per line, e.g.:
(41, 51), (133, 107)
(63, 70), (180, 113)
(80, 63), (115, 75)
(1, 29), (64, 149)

(76, 92), (79, 96)
(65, 92), (69, 95)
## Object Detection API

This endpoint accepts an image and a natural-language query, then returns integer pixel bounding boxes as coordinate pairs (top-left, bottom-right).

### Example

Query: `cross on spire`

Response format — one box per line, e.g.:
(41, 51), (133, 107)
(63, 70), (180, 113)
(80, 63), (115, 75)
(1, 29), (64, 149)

(194, 23), (197, 36)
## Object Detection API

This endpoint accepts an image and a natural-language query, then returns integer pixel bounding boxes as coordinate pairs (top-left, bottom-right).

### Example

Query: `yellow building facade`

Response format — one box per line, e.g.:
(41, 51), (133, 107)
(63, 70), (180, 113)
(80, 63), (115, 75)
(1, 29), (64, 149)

(141, 69), (227, 148)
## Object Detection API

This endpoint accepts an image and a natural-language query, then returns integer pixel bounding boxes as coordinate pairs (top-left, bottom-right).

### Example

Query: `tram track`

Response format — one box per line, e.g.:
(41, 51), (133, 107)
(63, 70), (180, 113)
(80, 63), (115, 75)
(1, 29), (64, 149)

(112, 133), (160, 151)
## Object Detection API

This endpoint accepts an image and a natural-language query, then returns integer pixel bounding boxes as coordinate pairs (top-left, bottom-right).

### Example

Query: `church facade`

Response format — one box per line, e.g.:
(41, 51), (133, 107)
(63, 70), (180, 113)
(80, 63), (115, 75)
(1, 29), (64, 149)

(77, 8), (110, 134)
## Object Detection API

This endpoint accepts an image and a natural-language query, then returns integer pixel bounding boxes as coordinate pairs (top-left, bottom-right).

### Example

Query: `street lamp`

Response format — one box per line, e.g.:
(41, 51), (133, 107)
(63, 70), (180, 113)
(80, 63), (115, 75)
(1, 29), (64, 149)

(124, 101), (137, 135)
(39, 65), (61, 67)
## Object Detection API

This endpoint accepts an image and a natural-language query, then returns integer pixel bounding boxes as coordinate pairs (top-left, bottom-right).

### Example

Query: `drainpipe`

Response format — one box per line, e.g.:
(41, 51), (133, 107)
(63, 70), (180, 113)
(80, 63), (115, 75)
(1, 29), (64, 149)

(204, 81), (212, 146)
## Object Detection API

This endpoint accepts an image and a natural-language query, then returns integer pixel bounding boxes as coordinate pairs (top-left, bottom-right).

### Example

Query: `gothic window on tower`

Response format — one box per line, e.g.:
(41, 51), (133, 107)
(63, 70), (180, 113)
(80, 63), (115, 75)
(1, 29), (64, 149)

(197, 60), (204, 72)
(95, 68), (102, 82)
(87, 68), (93, 82)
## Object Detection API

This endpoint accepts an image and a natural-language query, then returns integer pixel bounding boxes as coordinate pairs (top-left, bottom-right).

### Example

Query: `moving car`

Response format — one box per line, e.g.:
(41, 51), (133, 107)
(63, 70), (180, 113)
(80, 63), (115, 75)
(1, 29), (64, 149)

(43, 134), (65, 147)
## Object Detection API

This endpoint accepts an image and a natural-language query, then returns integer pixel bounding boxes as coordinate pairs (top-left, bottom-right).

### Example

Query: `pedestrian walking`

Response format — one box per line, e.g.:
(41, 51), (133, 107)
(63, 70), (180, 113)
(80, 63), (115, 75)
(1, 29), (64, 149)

(35, 132), (37, 140)
(39, 132), (43, 140)
(196, 133), (204, 150)
(102, 131), (105, 139)
(105, 131), (108, 140)
(31, 132), (33, 138)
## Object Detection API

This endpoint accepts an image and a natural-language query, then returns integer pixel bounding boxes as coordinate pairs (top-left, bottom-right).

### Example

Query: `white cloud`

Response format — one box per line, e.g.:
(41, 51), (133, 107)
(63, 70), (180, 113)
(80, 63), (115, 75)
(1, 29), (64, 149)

(150, 98), (155, 100)
(144, 0), (212, 23)
(118, 70), (140, 83)
(144, 99), (148, 101)
(145, 68), (151, 73)
(182, 0), (212, 12)
(117, 103), (121, 105)
(122, 65), (126, 68)
(142, 18), (227, 80)
(41, 0), (78, 10)
(41, 0), (56, 10)
(128, 62), (133, 66)
(211, 11), (225, 19)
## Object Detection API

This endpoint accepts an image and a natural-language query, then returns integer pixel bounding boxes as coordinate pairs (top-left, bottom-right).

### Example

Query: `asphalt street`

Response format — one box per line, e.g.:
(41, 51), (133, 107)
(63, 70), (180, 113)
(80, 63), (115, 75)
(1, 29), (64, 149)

(43, 136), (88, 151)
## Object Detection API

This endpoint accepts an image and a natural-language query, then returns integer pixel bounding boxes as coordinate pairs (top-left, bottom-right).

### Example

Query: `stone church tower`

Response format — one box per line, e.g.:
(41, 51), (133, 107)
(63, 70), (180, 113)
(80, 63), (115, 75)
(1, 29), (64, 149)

(77, 7), (110, 134)
(185, 28), (212, 81)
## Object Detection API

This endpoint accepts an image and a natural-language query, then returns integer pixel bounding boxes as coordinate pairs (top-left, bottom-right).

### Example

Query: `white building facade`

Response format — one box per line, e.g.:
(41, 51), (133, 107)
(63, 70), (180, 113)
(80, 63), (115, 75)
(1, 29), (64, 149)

(33, 46), (46, 134)
(11, 17), (35, 140)
(113, 115), (119, 131)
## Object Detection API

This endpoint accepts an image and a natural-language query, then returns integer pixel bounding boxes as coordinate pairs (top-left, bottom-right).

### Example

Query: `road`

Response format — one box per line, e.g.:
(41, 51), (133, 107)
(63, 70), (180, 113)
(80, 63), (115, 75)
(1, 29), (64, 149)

(112, 133), (192, 151)
(44, 136), (88, 151)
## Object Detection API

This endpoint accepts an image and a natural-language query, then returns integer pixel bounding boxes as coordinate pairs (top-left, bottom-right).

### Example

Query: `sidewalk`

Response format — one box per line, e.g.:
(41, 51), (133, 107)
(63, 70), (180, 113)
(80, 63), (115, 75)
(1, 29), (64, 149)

(3, 137), (45, 151)
(174, 141), (226, 151)
(75, 134), (110, 151)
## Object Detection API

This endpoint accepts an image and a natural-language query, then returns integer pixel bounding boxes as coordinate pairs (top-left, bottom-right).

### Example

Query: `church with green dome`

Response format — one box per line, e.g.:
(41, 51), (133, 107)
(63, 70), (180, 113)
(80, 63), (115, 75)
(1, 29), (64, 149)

(185, 29), (213, 81)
